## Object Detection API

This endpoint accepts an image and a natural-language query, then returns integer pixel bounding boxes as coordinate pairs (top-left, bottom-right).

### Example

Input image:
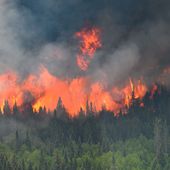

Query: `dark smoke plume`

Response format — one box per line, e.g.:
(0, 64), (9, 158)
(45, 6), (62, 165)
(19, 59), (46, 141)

(0, 0), (170, 87)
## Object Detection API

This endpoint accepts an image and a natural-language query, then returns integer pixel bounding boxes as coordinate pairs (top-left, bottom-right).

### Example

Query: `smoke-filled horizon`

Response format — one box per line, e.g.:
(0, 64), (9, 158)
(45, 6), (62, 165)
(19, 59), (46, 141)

(0, 0), (170, 82)
(0, 0), (170, 116)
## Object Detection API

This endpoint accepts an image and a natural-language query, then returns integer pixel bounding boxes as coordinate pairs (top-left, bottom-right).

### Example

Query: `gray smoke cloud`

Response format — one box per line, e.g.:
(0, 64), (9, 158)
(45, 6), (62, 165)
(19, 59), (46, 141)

(0, 0), (170, 87)
(0, 0), (23, 72)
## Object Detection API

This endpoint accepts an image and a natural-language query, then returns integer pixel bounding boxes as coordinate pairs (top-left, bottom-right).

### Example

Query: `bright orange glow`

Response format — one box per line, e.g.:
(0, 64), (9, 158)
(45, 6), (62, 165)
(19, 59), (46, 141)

(75, 27), (101, 71)
(0, 72), (23, 111)
(0, 67), (149, 117)
(118, 78), (147, 109)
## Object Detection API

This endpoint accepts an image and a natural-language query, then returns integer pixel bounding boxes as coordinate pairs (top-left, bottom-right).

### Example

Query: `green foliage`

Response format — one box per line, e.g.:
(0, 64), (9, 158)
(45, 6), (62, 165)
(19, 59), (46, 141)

(0, 88), (170, 169)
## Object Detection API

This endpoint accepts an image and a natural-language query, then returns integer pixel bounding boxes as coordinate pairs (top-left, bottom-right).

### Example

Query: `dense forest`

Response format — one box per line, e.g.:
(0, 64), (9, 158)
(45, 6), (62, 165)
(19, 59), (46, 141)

(0, 85), (170, 170)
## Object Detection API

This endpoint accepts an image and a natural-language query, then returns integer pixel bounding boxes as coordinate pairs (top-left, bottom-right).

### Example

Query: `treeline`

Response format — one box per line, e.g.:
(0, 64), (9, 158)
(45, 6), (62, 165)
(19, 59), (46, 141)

(0, 85), (170, 169)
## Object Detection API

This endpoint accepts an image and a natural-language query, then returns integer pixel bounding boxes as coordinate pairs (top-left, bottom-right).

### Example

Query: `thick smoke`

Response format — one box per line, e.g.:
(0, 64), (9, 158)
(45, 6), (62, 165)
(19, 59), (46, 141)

(0, 0), (24, 72)
(0, 0), (170, 86)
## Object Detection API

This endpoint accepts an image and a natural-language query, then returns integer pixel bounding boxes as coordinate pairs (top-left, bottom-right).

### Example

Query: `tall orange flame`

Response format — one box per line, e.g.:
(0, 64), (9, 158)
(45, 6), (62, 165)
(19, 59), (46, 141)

(0, 26), (159, 117)
(75, 27), (101, 71)
(0, 66), (148, 117)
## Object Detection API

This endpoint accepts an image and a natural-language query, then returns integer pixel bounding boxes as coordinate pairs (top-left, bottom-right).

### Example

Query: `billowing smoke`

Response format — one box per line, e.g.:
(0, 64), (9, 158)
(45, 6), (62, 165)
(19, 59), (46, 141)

(0, 0), (170, 115)
(0, 0), (169, 83)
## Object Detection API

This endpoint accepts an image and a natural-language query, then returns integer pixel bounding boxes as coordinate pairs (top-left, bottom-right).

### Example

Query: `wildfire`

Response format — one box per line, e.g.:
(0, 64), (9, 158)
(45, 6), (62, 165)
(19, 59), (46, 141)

(0, 26), (160, 117)
(0, 72), (22, 111)
(0, 66), (148, 116)
(75, 27), (101, 71)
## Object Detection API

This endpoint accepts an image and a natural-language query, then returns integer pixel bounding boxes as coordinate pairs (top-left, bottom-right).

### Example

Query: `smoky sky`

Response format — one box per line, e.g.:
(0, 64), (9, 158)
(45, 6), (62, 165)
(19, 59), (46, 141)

(0, 0), (170, 86)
